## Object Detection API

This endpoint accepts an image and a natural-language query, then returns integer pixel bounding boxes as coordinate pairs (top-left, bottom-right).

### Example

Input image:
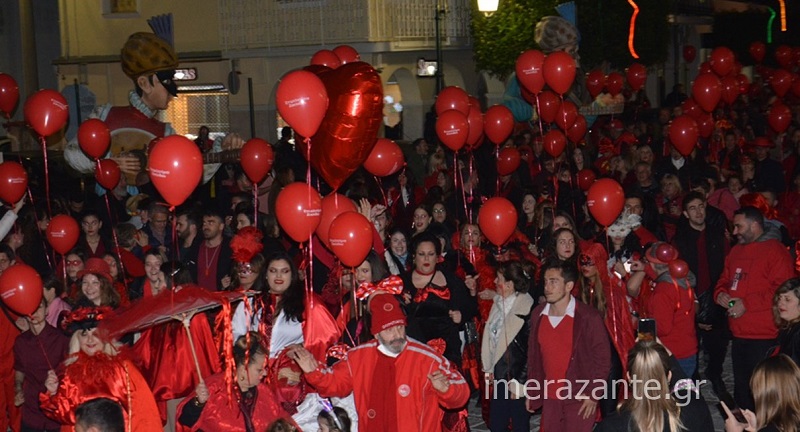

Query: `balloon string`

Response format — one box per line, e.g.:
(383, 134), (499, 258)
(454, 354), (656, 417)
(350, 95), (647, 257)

(170, 206), (177, 287)
(535, 94), (544, 143)
(308, 240), (314, 309)
(495, 144), (501, 197)
(468, 151), (475, 222)
(21, 174), (53, 272)
(39, 136), (51, 216)
(62, 253), (68, 296)
(374, 175), (388, 207)
(34, 332), (55, 371)
(253, 188), (258, 228)
(305, 137), (312, 187)
(456, 154), (467, 223)
(105, 193), (128, 294)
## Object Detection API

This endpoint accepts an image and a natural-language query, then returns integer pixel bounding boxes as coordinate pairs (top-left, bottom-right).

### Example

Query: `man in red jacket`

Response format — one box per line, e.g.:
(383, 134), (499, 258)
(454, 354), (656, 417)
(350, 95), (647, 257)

(715, 206), (794, 410)
(526, 260), (611, 431)
(289, 293), (470, 432)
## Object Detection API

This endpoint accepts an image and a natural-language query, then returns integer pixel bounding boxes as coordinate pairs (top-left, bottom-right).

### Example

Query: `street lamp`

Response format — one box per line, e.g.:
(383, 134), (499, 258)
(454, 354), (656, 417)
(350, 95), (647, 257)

(434, 1), (447, 94)
(477, 0), (499, 16)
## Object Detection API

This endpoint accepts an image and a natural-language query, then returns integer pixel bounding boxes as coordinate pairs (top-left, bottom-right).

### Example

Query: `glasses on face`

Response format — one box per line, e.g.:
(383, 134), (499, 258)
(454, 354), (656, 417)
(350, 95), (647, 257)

(66, 260), (82, 266)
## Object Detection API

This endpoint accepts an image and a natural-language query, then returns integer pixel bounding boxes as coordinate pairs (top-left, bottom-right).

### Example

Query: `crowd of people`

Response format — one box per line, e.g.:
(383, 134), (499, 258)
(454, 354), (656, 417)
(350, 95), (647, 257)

(5, 24), (800, 432)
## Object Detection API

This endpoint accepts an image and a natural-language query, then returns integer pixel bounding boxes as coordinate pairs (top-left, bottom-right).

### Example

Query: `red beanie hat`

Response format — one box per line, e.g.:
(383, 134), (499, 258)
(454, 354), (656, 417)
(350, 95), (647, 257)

(369, 294), (406, 335)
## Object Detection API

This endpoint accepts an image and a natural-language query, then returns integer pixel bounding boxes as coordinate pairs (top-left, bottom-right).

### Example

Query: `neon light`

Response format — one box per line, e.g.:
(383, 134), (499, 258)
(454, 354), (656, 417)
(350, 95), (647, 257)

(767, 7), (776, 43)
(627, 0), (640, 59)
(779, 0), (786, 31)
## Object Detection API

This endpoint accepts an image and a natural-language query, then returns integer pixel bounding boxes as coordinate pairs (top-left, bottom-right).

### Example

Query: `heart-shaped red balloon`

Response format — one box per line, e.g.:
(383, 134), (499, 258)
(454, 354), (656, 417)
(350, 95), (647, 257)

(297, 62), (383, 191)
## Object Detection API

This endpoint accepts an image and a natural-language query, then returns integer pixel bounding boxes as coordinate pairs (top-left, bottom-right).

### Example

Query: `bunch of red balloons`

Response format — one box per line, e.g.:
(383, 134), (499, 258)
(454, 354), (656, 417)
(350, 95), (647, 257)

(434, 86), (515, 151)
(310, 45), (361, 69)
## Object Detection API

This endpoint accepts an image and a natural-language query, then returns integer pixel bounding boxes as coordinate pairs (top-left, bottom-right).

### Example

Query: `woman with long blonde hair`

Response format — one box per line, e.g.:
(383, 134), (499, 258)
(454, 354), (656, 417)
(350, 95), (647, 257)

(723, 354), (800, 432)
(596, 340), (716, 431)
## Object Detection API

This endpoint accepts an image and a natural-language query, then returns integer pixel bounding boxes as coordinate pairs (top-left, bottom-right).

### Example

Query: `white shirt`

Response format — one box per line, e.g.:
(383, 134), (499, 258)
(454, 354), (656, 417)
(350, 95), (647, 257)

(270, 310), (304, 358)
(540, 296), (576, 327)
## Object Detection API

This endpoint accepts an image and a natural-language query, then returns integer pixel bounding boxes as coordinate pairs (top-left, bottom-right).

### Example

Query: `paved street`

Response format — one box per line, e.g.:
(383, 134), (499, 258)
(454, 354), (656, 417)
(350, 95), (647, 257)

(467, 344), (733, 431)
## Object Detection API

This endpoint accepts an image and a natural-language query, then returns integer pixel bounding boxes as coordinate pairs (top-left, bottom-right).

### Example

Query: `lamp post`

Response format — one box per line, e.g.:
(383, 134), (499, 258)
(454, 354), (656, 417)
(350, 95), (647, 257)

(477, 0), (499, 16)
(434, 0), (446, 95)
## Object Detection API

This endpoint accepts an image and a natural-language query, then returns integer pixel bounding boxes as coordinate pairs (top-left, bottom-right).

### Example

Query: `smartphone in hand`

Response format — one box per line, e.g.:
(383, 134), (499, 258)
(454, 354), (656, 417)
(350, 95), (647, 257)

(718, 391), (748, 424)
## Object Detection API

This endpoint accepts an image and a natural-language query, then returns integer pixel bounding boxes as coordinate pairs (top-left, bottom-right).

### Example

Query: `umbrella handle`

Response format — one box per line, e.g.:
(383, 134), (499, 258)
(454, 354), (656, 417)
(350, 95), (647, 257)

(181, 316), (206, 386)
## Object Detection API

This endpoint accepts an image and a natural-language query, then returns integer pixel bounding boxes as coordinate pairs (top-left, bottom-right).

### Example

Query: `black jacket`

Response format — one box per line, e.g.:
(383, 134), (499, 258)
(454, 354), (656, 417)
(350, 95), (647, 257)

(778, 323), (800, 366)
(672, 205), (728, 325)
(185, 237), (233, 291)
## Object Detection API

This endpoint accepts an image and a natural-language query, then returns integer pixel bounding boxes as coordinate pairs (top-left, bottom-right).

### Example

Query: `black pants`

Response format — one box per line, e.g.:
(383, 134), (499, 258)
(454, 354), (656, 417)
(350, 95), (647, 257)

(489, 394), (529, 432)
(699, 321), (729, 384)
(731, 337), (775, 411)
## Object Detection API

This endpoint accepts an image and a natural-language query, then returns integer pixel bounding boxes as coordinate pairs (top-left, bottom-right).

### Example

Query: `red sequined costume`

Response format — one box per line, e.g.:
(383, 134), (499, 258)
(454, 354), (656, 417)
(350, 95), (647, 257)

(39, 351), (161, 432)
(176, 372), (295, 432)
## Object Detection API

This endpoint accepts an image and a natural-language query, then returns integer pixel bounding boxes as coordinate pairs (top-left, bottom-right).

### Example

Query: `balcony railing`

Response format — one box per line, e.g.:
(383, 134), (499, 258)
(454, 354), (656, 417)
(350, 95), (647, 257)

(218, 0), (472, 51)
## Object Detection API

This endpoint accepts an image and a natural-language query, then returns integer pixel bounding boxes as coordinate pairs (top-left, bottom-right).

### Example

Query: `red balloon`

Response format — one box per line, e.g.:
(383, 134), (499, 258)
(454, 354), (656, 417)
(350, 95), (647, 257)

(776, 45), (793, 69)
(333, 45), (360, 64)
(435, 86), (470, 116)
(275, 182), (323, 243)
(626, 63), (647, 92)
(0, 73), (19, 116)
(692, 73), (722, 112)
(276, 70), (329, 139)
(771, 69), (793, 98)
(520, 86), (537, 105)
(696, 113), (715, 139)
(436, 109), (469, 151)
(709, 47), (735, 77)
(792, 78), (800, 98)
(586, 70), (606, 98)
(484, 105), (514, 145)
(148, 135), (203, 207)
(364, 138), (404, 177)
(769, 103), (792, 133)
(555, 101), (578, 131)
(543, 129), (567, 157)
(240, 138), (275, 184)
(698, 61), (713, 75)
(681, 98), (703, 120)
(683, 45), (697, 63)
(669, 115), (699, 157)
(0, 161), (27, 205)
(46, 214), (79, 255)
(720, 76), (739, 105)
(567, 115), (588, 143)
(543, 51), (576, 95)
(0, 264), (42, 315)
(605, 72), (624, 97)
(749, 41), (766, 63)
(77, 119), (111, 160)
(310, 50), (341, 69)
(655, 243), (679, 262)
(497, 148), (521, 176)
(669, 259), (689, 279)
(737, 74), (750, 95)
(23, 89), (68, 137)
(316, 193), (357, 250)
(515, 50), (547, 94)
(587, 178), (624, 226)
(328, 212), (373, 267)
(94, 159), (120, 190)
(577, 169), (596, 191)
(465, 98), (484, 149)
(478, 197), (518, 247)
(295, 63), (383, 190)
(537, 91), (561, 124)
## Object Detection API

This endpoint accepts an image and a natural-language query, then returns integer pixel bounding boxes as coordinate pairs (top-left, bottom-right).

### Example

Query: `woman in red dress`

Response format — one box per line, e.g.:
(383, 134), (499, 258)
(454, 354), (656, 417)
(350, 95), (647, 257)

(40, 307), (161, 432)
(178, 332), (296, 431)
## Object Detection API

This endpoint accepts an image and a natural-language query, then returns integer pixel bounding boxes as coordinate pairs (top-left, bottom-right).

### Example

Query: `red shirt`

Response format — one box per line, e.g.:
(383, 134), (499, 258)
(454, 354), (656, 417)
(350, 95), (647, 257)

(197, 243), (222, 291)
(539, 315), (574, 399)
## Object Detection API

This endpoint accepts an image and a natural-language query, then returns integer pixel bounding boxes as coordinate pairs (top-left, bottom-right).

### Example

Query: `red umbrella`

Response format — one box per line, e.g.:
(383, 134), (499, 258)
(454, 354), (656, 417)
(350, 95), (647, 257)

(98, 285), (256, 383)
